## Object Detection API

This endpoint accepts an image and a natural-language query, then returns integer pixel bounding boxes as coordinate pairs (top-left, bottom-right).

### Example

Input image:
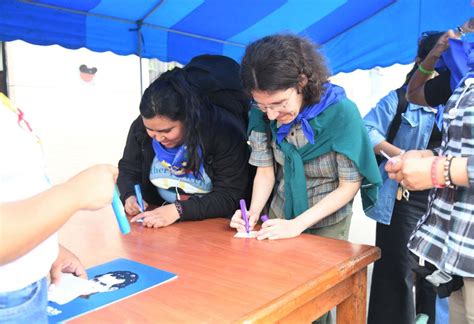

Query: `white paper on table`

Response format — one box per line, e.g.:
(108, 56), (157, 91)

(48, 273), (98, 305)
(233, 231), (258, 238)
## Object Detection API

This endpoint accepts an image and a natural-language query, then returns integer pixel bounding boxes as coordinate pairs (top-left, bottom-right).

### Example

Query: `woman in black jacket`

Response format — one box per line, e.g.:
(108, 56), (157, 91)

(118, 68), (249, 228)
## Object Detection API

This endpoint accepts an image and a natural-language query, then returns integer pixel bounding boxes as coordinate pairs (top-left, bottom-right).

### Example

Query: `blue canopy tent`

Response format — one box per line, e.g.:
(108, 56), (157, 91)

(0, 0), (471, 74)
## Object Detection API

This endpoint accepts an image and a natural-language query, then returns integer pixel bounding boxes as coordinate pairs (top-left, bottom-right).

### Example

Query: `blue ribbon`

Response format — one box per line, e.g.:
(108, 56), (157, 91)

(152, 139), (193, 176)
(438, 39), (474, 89)
(276, 83), (346, 144)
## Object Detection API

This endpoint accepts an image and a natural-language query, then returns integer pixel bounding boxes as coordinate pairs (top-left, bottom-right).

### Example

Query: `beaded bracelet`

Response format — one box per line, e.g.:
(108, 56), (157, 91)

(444, 155), (455, 189)
(418, 64), (435, 76)
(431, 156), (445, 188)
(457, 26), (465, 37)
(174, 200), (184, 218)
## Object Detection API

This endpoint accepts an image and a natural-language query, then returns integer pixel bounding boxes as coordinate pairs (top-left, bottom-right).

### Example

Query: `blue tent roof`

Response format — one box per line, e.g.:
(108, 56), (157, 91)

(0, 0), (471, 74)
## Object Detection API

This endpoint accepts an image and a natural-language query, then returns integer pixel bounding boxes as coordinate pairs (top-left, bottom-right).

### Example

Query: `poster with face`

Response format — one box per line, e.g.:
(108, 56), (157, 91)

(47, 258), (177, 323)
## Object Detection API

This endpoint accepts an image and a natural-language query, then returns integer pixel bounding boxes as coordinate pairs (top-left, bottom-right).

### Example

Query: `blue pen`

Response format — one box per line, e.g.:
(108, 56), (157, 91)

(239, 199), (250, 234)
(112, 186), (131, 234)
(134, 184), (145, 212)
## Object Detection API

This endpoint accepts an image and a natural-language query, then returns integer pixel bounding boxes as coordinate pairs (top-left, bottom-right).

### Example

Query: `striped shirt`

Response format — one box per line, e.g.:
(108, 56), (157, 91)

(249, 122), (362, 229)
(408, 75), (474, 277)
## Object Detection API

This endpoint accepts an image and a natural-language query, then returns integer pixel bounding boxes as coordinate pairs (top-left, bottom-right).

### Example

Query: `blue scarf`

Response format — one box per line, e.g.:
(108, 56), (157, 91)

(439, 39), (474, 89)
(152, 139), (202, 177)
(276, 83), (346, 144)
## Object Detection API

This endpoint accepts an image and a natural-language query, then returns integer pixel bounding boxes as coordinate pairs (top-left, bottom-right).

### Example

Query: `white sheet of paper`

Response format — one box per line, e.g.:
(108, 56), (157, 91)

(48, 273), (98, 305)
(233, 231), (258, 238)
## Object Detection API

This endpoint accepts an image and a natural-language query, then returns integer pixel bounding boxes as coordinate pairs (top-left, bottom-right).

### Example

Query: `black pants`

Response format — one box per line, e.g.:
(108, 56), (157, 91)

(368, 191), (436, 324)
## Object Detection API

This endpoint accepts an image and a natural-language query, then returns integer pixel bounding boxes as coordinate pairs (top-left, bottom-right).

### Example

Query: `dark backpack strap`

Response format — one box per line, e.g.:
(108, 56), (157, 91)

(386, 87), (409, 144)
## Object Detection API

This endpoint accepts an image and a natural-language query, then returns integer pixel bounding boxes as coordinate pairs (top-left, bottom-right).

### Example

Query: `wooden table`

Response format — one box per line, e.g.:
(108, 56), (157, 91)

(60, 209), (380, 323)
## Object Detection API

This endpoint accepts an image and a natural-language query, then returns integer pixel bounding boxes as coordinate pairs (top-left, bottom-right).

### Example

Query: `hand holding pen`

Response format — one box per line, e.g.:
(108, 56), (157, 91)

(380, 150), (410, 201)
(124, 186), (148, 216)
(132, 184), (146, 223)
(380, 150), (400, 164)
(229, 199), (259, 232)
(134, 184), (145, 213)
(240, 199), (250, 233)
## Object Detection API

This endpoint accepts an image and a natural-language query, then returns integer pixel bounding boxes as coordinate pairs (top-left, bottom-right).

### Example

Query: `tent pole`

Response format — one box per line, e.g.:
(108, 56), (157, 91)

(136, 23), (144, 96)
(135, 0), (165, 96)
(139, 55), (143, 96)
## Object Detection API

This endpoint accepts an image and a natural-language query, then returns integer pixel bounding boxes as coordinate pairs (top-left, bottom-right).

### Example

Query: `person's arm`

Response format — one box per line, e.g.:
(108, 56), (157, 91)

(257, 153), (362, 240)
(385, 155), (470, 191)
(0, 164), (117, 265)
(295, 180), (361, 229)
(363, 90), (404, 156)
(49, 245), (87, 285)
(449, 157), (469, 187)
(229, 166), (275, 232)
(406, 26), (472, 107)
(406, 33), (450, 106)
(374, 141), (404, 157)
(257, 179), (360, 240)
(248, 166), (275, 218)
(230, 129), (275, 232)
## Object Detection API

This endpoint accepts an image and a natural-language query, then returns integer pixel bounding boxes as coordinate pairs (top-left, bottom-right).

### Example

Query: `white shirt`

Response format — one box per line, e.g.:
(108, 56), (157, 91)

(0, 97), (58, 292)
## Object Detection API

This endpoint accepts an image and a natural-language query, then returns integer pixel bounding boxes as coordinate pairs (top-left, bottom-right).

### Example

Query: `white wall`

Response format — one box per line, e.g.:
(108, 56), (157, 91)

(331, 64), (413, 117)
(6, 40), (147, 183)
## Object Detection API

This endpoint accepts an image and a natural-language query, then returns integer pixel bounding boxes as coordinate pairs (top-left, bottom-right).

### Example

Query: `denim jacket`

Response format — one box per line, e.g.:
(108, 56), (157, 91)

(363, 90), (436, 225)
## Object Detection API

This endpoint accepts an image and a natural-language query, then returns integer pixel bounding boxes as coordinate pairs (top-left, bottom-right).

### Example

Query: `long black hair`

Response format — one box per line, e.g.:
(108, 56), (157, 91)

(139, 68), (205, 174)
(241, 34), (330, 107)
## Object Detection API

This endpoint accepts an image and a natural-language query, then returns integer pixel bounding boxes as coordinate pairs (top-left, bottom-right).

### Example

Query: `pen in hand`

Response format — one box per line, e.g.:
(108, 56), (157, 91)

(239, 199), (250, 234)
(134, 184), (145, 223)
(380, 150), (397, 164)
(134, 184), (145, 212)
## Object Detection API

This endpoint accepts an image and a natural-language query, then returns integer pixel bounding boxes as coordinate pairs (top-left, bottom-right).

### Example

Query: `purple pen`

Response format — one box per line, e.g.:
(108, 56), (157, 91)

(260, 215), (269, 223)
(239, 199), (250, 233)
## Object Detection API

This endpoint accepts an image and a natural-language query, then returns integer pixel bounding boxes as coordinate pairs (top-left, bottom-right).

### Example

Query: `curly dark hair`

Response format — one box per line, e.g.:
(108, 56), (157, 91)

(139, 68), (205, 174)
(241, 34), (330, 106)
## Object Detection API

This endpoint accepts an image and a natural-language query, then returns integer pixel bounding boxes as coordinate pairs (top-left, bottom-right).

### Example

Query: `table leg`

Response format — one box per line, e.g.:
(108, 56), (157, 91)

(337, 268), (367, 324)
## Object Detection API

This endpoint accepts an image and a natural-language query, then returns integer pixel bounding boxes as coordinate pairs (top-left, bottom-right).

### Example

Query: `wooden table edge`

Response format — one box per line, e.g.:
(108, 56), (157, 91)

(237, 246), (381, 323)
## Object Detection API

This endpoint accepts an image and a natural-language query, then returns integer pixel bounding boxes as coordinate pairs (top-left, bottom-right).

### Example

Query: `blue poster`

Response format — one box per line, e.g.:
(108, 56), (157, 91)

(47, 258), (177, 323)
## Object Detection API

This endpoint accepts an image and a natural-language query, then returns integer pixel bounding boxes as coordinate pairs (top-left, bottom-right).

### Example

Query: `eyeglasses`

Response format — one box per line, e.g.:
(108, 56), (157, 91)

(251, 88), (296, 113)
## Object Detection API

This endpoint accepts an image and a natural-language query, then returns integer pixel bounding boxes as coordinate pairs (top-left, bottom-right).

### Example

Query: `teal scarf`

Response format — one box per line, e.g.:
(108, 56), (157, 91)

(248, 98), (382, 219)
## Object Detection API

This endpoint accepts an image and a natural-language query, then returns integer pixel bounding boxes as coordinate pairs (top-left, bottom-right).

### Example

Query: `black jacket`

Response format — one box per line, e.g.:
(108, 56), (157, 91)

(117, 105), (250, 221)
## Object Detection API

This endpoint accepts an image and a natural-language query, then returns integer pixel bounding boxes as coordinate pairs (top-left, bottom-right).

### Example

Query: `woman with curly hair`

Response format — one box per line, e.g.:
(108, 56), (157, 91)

(230, 34), (380, 243)
(230, 33), (381, 322)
